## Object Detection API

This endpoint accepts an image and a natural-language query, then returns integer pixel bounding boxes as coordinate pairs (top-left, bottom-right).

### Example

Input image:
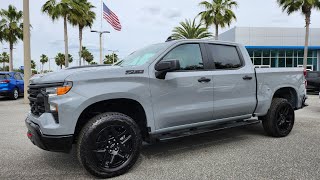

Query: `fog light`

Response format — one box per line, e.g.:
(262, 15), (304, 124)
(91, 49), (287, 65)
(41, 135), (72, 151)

(50, 104), (58, 112)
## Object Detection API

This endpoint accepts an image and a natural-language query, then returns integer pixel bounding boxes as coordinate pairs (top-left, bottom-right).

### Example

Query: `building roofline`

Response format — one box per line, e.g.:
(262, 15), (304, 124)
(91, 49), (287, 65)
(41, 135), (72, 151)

(246, 46), (320, 50)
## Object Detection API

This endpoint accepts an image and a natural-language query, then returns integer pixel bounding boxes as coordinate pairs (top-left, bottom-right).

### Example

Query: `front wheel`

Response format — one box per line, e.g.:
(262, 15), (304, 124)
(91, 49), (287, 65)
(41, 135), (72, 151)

(77, 112), (142, 178)
(262, 98), (295, 137)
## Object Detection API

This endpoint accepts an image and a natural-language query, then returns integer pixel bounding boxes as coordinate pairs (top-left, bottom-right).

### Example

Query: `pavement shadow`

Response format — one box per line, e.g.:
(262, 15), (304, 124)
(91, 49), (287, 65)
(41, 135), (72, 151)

(40, 148), (91, 178)
(0, 96), (23, 101)
(140, 124), (266, 158)
(39, 123), (266, 177)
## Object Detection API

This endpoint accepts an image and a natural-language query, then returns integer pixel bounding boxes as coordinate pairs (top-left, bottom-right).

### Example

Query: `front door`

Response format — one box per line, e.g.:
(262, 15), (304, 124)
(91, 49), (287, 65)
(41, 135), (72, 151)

(150, 43), (214, 130)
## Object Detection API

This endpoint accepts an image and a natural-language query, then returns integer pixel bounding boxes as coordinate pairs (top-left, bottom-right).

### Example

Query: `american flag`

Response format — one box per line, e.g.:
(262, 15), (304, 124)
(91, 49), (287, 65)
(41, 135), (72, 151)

(103, 3), (122, 31)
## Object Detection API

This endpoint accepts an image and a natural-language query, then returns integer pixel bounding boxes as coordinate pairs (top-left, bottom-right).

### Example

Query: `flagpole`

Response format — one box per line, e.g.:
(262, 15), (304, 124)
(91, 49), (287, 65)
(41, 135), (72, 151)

(101, 0), (103, 30)
(100, 0), (104, 64)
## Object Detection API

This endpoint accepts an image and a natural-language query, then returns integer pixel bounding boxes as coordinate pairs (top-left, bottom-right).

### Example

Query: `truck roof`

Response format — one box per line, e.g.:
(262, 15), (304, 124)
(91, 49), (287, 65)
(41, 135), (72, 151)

(166, 39), (240, 46)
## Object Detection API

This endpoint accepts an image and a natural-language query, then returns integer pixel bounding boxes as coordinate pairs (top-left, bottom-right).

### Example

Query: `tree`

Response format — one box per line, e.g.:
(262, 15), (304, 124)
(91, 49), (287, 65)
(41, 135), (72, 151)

(81, 46), (94, 64)
(198, 0), (238, 40)
(31, 60), (36, 69)
(277, 0), (320, 69)
(68, 0), (96, 66)
(55, 53), (73, 69)
(0, 52), (9, 71)
(171, 18), (212, 39)
(40, 54), (49, 73)
(104, 53), (119, 65)
(42, 0), (81, 68)
(0, 5), (23, 71)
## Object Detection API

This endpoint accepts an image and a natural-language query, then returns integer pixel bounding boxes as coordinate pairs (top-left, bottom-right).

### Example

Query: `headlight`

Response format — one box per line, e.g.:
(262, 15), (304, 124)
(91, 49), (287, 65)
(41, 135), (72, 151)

(45, 81), (73, 96)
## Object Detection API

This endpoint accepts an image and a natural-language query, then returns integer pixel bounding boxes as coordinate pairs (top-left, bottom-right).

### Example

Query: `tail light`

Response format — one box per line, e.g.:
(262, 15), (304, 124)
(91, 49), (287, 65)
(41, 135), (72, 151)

(0, 80), (10, 84)
(303, 69), (307, 77)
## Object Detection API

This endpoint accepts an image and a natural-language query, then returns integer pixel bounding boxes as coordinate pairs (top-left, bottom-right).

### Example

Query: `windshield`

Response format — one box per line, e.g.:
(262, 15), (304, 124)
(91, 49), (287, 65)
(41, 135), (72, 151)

(118, 43), (168, 67)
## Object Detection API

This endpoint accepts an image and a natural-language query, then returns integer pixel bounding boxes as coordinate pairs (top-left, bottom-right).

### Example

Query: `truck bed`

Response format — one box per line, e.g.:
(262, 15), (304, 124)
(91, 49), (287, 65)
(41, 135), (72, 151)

(254, 68), (306, 116)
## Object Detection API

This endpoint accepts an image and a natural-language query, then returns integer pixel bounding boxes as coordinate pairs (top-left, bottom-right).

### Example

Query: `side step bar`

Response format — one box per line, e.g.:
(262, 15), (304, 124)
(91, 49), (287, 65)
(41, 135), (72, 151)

(157, 119), (261, 141)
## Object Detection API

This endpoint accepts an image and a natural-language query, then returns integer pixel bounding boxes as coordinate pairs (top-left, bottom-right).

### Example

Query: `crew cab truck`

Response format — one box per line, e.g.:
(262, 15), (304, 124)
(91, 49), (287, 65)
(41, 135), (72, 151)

(25, 40), (307, 178)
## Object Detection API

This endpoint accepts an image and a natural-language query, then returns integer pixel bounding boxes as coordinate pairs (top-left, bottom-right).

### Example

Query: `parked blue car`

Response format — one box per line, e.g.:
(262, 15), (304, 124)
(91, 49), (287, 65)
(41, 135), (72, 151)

(0, 72), (24, 100)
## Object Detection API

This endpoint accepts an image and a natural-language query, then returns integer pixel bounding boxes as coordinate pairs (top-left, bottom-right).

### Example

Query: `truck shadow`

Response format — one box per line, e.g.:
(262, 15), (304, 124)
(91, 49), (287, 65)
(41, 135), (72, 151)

(40, 124), (266, 177)
(140, 124), (265, 158)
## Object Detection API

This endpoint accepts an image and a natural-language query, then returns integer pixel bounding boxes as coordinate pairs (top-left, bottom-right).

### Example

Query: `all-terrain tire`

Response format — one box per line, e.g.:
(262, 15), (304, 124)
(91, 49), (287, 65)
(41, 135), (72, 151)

(77, 112), (142, 178)
(262, 98), (295, 137)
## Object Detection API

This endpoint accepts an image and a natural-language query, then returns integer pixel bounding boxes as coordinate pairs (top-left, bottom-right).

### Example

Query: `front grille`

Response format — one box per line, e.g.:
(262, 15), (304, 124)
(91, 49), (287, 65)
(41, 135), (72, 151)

(28, 83), (63, 123)
(28, 85), (46, 116)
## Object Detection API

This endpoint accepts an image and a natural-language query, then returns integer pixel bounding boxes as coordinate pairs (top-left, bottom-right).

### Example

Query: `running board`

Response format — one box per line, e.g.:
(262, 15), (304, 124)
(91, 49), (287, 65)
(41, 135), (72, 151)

(157, 119), (261, 141)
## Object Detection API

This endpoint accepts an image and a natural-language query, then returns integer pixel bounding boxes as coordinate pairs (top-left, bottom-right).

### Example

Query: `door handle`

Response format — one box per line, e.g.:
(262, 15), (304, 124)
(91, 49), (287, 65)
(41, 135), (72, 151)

(198, 77), (211, 83)
(243, 75), (253, 80)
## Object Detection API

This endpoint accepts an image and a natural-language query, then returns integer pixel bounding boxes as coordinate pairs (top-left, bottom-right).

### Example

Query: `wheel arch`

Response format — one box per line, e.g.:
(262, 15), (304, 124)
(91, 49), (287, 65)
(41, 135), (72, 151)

(74, 98), (150, 143)
(272, 86), (298, 109)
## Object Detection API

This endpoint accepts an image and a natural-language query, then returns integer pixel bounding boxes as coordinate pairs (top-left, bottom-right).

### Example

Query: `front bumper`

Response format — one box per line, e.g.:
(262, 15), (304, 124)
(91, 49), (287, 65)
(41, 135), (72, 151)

(25, 117), (73, 153)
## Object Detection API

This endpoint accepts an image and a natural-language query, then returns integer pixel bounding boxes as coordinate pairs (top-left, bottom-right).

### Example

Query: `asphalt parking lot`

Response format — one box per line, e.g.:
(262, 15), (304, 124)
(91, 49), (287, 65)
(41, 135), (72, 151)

(0, 95), (319, 180)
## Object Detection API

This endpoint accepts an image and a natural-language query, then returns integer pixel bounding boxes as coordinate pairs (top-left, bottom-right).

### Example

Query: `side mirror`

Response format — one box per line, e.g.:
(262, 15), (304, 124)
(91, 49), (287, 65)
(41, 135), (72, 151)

(155, 60), (180, 79)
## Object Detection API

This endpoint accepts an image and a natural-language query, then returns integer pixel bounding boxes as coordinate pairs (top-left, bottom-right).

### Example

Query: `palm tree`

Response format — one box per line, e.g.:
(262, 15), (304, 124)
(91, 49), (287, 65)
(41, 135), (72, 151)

(0, 5), (23, 72)
(55, 53), (73, 69)
(277, 0), (320, 69)
(198, 0), (238, 40)
(68, 0), (96, 66)
(104, 53), (119, 64)
(42, 0), (81, 68)
(40, 54), (49, 73)
(31, 60), (36, 69)
(81, 47), (94, 64)
(171, 19), (212, 39)
(0, 52), (9, 71)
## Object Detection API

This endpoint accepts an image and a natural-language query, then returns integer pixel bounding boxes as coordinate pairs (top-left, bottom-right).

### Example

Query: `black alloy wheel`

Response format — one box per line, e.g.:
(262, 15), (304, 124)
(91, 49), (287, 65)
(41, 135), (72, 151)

(93, 125), (134, 171)
(276, 104), (294, 132)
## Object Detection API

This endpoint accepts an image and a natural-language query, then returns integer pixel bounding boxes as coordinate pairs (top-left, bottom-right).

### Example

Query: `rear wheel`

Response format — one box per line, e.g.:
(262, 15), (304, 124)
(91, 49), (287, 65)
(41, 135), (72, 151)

(10, 88), (19, 100)
(262, 98), (295, 137)
(77, 112), (142, 178)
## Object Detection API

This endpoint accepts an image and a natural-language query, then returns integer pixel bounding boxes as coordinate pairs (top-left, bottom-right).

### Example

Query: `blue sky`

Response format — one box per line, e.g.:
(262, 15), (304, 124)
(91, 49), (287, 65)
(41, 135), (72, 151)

(1, 0), (320, 71)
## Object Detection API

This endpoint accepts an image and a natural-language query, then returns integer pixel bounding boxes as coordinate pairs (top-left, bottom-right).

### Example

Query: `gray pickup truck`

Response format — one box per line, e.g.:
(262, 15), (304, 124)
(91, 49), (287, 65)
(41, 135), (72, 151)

(26, 40), (307, 178)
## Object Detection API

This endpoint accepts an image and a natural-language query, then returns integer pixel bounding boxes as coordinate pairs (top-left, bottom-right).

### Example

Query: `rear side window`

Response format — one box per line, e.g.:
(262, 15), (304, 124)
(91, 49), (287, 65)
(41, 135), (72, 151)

(207, 44), (242, 69)
(14, 73), (22, 80)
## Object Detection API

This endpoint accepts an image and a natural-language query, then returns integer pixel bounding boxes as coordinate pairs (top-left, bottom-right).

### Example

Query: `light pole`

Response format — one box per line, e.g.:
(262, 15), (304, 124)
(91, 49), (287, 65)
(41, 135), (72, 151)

(107, 50), (119, 64)
(91, 30), (110, 64)
(23, 0), (31, 104)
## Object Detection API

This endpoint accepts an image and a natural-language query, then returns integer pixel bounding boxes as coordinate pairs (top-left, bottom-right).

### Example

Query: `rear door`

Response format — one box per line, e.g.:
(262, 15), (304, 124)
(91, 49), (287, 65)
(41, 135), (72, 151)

(205, 43), (256, 120)
(14, 73), (24, 93)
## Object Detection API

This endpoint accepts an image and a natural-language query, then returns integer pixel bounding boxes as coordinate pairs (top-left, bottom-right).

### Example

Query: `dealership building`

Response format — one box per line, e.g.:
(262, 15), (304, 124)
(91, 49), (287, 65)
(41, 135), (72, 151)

(219, 27), (320, 71)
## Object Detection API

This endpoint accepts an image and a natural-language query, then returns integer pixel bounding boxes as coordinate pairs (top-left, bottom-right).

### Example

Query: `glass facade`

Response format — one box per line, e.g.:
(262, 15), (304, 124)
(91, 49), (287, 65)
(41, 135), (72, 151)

(247, 49), (319, 71)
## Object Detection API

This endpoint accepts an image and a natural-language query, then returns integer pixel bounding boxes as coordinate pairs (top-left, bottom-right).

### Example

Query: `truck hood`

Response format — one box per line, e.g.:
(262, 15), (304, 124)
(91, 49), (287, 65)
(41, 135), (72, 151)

(29, 65), (123, 84)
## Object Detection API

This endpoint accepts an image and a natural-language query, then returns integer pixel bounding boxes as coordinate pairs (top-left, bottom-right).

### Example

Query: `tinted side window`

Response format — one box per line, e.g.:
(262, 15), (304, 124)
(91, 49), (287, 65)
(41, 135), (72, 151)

(208, 44), (242, 69)
(14, 73), (22, 80)
(163, 44), (204, 70)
